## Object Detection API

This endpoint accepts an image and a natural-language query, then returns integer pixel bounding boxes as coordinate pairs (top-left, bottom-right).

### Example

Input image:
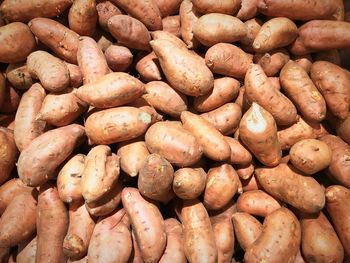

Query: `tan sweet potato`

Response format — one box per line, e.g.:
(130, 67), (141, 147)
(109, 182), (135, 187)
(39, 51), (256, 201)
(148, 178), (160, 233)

(162, 15), (181, 37)
(193, 77), (240, 113)
(85, 107), (151, 145)
(193, 13), (246, 47)
(14, 83), (46, 151)
(69, 0), (97, 36)
(0, 128), (18, 185)
(239, 103), (282, 167)
(138, 154), (174, 203)
(0, 0), (72, 23)
(179, 0), (200, 48)
(245, 64), (297, 125)
(27, 51), (70, 92)
(203, 163), (240, 210)
(280, 60), (326, 122)
(29, 18), (80, 64)
(311, 61), (350, 120)
(224, 137), (252, 166)
(155, 0), (182, 17)
(0, 22), (36, 63)
(63, 201), (95, 260)
(81, 145), (120, 204)
(254, 49), (290, 77)
(173, 168), (207, 200)
(201, 103), (242, 135)
(236, 0), (259, 21)
(335, 113), (350, 144)
(319, 135), (350, 187)
(181, 111), (231, 161)
(151, 30), (187, 49)
(6, 63), (34, 90)
(244, 207), (301, 263)
(290, 139), (332, 175)
(0, 179), (31, 215)
(96, 1), (121, 31)
(36, 184), (68, 263)
(205, 43), (253, 79)
(237, 190), (281, 217)
(104, 45), (133, 72)
(325, 185), (350, 256)
(301, 211), (344, 263)
(145, 121), (203, 167)
(17, 124), (85, 187)
(290, 20), (350, 55)
(143, 81), (187, 117)
(76, 72), (144, 108)
(255, 164), (325, 213)
(135, 52), (162, 82)
(17, 236), (37, 263)
(107, 15), (151, 51)
(77, 36), (110, 85)
(257, 0), (338, 21)
(293, 54), (313, 73)
(88, 209), (132, 263)
(122, 187), (166, 263)
(57, 154), (85, 204)
(240, 18), (262, 52)
(151, 39), (214, 96)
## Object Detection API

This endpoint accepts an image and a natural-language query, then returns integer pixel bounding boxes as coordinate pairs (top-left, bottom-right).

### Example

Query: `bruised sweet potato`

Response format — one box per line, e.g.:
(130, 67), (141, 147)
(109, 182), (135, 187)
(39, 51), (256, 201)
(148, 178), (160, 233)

(0, 128), (18, 185)
(68, 0), (97, 36)
(173, 167), (207, 200)
(104, 45), (133, 72)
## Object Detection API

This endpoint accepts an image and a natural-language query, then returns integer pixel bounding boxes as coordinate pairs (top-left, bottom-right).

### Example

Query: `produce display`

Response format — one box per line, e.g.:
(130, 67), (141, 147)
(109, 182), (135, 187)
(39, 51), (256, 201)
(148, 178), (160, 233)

(0, 0), (350, 262)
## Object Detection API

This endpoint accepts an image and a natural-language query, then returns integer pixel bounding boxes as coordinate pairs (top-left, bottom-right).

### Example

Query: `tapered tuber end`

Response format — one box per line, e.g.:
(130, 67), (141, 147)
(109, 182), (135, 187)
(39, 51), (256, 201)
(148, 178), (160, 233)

(246, 103), (267, 133)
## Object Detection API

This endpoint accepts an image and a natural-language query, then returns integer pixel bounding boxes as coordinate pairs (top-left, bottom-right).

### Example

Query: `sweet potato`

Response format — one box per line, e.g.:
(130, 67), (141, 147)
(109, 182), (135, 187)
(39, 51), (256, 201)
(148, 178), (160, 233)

(159, 218), (186, 263)
(290, 20), (350, 55)
(335, 113), (350, 144)
(254, 49), (289, 77)
(173, 167), (206, 200)
(68, 0), (97, 36)
(135, 52), (162, 82)
(237, 190), (281, 217)
(240, 18), (262, 52)
(201, 103), (242, 135)
(96, 1), (122, 31)
(193, 14), (246, 47)
(224, 137), (252, 166)
(85, 181), (122, 217)
(143, 81), (187, 117)
(205, 43), (253, 79)
(155, 0), (182, 17)
(280, 60), (326, 122)
(17, 236), (37, 263)
(300, 212), (344, 263)
(245, 64), (297, 125)
(63, 201), (95, 260)
(235, 162), (255, 180)
(0, 179), (31, 215)
(162, 15), (181, 37)
(6, 63), (34, 90)
(325, 185), (350, 256)
(203, 163), (240, 210)
(0, 84), (21, 113)
(28, 18), (80, 64)
(81, 145), (120, 204)
(181, 111), (231, 161)
(193, 77), (240, 113)
(108, 15), (151, 51)
(112, 0), (162, 31)
(241, 174), (260, 192)
(290, 139), (332, 175)
(239, 103), (282, 167)
(138, 154), (174, 203)
(255, 164), (325, 213)
(77, 36), (110, 85)
(236, 0), (259, 21)
(65, 63), (83, 88)
(104, 45), (133, 72)
(151, 39), (214, 96)
(232, 212), (262, 251)
(0, 128), (18, 185)
(311, 61), (350, 120)
(257, 0), (338, 21)
(18, 124), (85, 187)
(129, 98), (163, 125)
(293, 54), (313, 73)
(319, 135), (350, 187)
(85, 107), (151, 145)
(0, 22), (36, 63)
(36, 184), (68, 263)
(121, 187), (166, 263)
(244, 207), (301, 263)
(179, 0), (200, 48)
(151, 30), (187, 49)
(88, 209), (132, 263)
(27, 51), (70, 92)
(0, 0), (72, 23)
(14, 83), (46, 151)
(130, 229), (143, 263)
(57, 154), (85, 204)
(253, 18), (297, 53)
(0, 190), (37, 247)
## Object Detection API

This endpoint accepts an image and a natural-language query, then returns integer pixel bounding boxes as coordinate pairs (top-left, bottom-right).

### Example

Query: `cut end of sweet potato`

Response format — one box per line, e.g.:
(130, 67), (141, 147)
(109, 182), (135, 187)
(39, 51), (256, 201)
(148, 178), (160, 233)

(246, 103), (267, 133)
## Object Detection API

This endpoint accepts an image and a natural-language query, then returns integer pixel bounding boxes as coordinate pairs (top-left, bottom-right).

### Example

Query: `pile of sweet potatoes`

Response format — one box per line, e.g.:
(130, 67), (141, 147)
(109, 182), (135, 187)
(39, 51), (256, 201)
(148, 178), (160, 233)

(0, 0), (350, 262)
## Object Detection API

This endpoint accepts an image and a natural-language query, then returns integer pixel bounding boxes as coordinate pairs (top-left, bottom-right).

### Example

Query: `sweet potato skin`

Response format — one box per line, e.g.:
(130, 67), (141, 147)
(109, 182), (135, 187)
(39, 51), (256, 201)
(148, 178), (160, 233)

(192, 0), (240, 14)
(0, 128), (18, 185)
(155, 0), (182, 17)
(17, 236), (37, 263)
(179, 0), (200, 49)
(0, 179), (31, 215)
(104, 45), (133, 72)
(336, 113), (350, 144)
(135, 52), (162, 82)
(96, 1), (121, 31)
(224, 137), (252, 166)
(162, 15), (181, 37)
(240, 18), (262, 52)
(68, 0), (97, 36)
(17, 124), (85, 187)
(173, 168), (207, 200)
(254, 49), (289, 77)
